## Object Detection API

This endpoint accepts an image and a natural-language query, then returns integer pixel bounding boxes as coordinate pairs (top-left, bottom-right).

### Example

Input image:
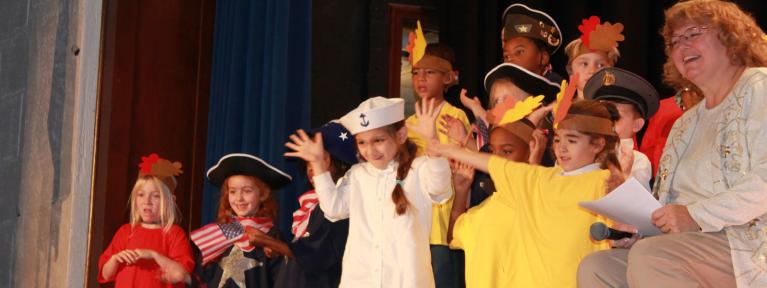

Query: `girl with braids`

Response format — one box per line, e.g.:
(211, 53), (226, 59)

(285, 97), (452, 288)
(434, 100), (622, 288)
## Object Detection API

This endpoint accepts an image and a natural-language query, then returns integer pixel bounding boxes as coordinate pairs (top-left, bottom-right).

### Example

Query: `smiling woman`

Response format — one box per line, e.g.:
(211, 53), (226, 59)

(578, 1), (767, 287)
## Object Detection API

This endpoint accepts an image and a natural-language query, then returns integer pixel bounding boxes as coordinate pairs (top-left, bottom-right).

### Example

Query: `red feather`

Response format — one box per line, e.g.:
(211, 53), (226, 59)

(553, 73), (579, 128)
(139, 153), (160, 175)
(578, 16), (601, 48)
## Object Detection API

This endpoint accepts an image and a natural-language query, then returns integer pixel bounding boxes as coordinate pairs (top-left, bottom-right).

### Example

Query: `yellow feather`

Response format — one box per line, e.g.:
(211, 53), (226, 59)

(498, 95), (544, 125)
(412, 21), (427, 65)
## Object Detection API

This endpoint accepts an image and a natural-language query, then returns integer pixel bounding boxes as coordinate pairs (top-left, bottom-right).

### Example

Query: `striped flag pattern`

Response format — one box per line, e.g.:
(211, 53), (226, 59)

(473, 120), (489, 150)
(291, 190), (319, 241)
(191, 218), (273, 265)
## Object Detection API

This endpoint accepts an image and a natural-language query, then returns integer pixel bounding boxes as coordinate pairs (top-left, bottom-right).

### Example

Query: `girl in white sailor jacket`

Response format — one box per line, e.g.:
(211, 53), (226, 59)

(285, 97), (453, 288)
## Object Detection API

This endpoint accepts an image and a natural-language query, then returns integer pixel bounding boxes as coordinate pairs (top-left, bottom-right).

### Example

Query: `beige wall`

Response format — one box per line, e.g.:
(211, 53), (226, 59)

(4, 0), (101, 286)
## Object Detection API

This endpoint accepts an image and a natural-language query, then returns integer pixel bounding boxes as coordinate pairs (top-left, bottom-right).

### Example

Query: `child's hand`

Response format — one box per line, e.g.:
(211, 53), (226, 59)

(439, 115), (469, 146)
(526, 103), (554, 127)
(450, 160), (475, 194)
(112, 249), (141, 265)
(158, 265), (189, 284)
(133, 249), (158, 260)
(528, 129), (548, 165)
(407, 98), (440, 142)
(460, 89), (486, 123)
(245, 226), (270, 246)
(618, 142), (635, 178)
(263, 247), (276, 258)
(285, 129), (328, 173)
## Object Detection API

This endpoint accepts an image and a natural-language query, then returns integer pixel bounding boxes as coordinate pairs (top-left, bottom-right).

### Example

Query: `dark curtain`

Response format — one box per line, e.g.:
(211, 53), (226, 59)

(203, 0), (312, 239)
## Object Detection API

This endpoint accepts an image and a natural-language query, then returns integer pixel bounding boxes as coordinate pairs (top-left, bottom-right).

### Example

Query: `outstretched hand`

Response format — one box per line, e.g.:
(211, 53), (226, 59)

(460, 89), (486, 124)
(285, 129), (328, 173)
(407, 98), (440, 142)
(526, 103), (554, 127)
(439, 114), (469, 146)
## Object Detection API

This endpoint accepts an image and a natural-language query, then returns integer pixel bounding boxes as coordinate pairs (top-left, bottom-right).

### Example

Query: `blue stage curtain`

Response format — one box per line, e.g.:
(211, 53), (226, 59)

(203, 0), (311, 239)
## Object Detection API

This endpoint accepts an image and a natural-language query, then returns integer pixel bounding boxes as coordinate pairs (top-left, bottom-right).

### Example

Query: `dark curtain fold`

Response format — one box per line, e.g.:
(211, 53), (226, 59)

(204, 0), (312, 239)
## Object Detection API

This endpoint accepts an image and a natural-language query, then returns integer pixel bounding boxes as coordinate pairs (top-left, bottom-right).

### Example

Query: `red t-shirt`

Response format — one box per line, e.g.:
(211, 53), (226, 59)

(98, 224), (194, 287)
(639, 98), (683, 177)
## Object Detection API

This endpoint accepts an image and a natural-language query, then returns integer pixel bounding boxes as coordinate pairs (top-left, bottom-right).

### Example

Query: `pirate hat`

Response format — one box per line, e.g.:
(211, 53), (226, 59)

(207, 153), (292, 189)
(484, 63), (560, 104)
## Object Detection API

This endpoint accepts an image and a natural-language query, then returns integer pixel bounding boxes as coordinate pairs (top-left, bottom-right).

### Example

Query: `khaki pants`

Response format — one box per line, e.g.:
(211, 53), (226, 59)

(577, 231), (735, 287)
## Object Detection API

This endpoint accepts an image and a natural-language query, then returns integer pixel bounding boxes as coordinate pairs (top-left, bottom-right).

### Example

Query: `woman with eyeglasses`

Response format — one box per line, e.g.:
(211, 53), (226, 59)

(578, 1), (767, 287)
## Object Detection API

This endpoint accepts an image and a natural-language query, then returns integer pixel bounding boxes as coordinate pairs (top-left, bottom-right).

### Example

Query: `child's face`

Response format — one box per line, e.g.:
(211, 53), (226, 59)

(569, 52), (611, 92)
(502, 36), (548, 75)
(412, 68), (451, 100)
(355, 126), (406, 170)
(489, 128), (530, 162)
(227, 175), (267, 217)
(610, 102), (645, 139)
(136, 181), (162, 224)
(553, 128), (604, 172)
(489, 79), (529, 109)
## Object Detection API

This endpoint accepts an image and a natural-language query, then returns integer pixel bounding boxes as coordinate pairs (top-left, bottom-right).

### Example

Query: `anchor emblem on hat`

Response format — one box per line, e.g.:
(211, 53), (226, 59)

(360, 113), (370, 127)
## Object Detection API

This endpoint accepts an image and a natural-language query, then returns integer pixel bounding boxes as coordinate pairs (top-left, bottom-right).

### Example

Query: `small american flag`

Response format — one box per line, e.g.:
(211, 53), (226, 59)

(473, 120), (489, 150)
(191, 218), (273, 265)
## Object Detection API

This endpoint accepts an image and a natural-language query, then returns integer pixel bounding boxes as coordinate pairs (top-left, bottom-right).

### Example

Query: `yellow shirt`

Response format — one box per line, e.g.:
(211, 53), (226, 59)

(406, 101), (470, 245)
(451, 156), (611, 288)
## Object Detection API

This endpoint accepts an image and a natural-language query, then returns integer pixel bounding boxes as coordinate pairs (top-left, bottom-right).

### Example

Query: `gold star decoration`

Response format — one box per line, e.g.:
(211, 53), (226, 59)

(218, 246), (261, 288)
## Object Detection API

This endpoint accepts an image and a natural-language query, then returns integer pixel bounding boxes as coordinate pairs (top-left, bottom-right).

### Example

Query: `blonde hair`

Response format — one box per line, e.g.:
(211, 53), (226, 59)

(662, 0), (767, 88)
(564, 38), (620, 72)
(129, 175), (180, 232)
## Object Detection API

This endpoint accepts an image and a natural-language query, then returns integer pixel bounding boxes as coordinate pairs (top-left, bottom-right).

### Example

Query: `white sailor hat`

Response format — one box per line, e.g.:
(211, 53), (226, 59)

(339, 97), (405, 135)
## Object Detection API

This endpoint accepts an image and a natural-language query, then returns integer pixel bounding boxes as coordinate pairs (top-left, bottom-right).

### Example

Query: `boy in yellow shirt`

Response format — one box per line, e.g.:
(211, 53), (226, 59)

(436, 100), (619, 288)
(406, 44), (470, 288)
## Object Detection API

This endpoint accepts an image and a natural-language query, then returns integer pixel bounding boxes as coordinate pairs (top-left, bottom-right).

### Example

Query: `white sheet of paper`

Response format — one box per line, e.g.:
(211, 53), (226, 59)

(579, 177), (663, 236)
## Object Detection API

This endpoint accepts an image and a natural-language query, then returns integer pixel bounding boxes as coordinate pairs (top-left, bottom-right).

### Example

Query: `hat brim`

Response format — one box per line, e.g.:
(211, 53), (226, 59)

(207, 153), (292, 189)
(484, 63), (561, 104)
(502, 3), (562, 54)
(584, 68), (659, 118)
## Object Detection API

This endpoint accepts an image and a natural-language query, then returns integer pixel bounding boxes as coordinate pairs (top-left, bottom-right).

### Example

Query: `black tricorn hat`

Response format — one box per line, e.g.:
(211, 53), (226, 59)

(206, 153), (292, 189)
(502, 3), (562, 54)
(484, 63), (561, 104)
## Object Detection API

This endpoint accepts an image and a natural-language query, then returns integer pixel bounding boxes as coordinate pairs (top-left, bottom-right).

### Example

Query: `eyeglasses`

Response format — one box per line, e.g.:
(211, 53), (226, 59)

(666, 26), (709, 50)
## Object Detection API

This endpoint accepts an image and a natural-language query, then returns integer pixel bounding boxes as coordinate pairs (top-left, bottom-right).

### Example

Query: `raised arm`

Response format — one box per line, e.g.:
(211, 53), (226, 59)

(429, 143), (491, 173)
(286, 129), (350, 221)
(447, 160), (474, 243)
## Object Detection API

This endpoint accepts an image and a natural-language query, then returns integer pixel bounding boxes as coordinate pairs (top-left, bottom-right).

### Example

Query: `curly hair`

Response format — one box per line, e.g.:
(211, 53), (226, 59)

(661, 0), (767, 89)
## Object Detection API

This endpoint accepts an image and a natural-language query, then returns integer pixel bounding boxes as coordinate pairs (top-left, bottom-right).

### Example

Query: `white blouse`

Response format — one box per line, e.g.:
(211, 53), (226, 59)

(313, 156), (452, 288)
